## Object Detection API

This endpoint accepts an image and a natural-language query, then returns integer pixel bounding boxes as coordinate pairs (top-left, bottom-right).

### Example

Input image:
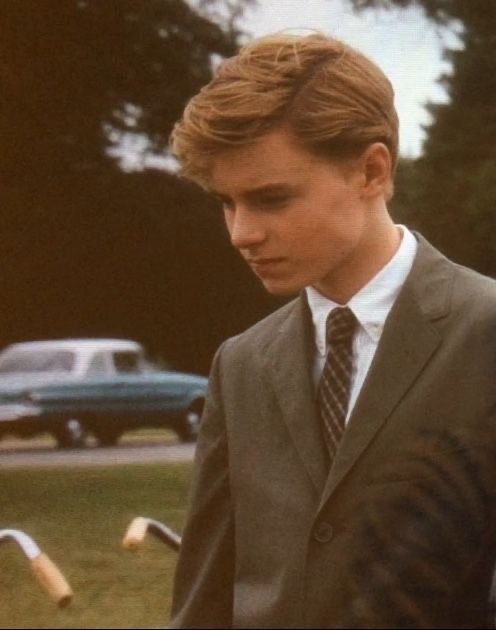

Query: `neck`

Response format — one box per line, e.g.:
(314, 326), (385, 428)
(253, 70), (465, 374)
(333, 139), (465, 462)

(314, 208), (401, 304)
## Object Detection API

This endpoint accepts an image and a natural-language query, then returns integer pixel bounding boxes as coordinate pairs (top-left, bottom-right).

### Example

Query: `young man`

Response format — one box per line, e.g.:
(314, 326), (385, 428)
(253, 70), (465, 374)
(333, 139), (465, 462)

(169, 33), (496, 628)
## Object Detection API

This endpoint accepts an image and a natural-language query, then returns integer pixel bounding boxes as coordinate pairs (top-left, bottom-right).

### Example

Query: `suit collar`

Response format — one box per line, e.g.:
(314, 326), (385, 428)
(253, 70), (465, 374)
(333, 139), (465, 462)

(406, 232), (453, 321)
(319, 234), (454, 506)
(260, 234), (455, 503)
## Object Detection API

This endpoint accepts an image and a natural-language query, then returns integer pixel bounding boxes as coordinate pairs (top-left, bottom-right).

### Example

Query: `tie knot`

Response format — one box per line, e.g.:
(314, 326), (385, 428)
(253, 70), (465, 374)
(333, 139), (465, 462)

(326, 307), (357, 343)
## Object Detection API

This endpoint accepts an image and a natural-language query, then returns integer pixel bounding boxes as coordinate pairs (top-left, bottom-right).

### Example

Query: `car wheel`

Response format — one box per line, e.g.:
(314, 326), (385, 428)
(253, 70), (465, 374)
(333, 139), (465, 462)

(54, 418), (86, 449)
(94, 428), (121, 447)
(176, 399), (204, 443)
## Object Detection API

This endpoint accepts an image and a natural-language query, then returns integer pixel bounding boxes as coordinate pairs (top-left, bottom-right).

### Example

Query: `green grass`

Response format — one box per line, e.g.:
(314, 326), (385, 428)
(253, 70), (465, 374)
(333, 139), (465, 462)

(0, 462), (193, 628)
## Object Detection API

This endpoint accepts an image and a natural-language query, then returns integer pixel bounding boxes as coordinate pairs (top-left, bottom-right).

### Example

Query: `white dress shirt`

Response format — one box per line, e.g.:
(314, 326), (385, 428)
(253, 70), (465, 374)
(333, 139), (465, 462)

(305, 225), (418, 422)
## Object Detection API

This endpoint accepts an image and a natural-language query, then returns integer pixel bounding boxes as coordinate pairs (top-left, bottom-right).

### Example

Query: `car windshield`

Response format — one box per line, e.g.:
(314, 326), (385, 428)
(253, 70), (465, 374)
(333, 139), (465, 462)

(0, 349), (76, 373)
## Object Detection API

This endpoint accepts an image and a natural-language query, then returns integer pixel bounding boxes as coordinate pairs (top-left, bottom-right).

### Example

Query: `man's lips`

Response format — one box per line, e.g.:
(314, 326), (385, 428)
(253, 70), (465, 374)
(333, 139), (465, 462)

(246, 257), (286, 273)
(246, 256), (284, 264)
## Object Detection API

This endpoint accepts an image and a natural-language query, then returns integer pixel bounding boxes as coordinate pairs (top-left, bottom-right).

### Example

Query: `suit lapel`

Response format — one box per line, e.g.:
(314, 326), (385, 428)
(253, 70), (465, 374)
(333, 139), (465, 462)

(258, 236), (454, 504)
(319, 235), (453, 508)
(262, 296), (329, 494)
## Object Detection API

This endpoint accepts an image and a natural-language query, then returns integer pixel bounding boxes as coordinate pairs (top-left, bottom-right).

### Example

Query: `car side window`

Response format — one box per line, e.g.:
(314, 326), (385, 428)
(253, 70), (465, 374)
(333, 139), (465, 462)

(87, 352), (108, 375)
(0, 350), (75, 373)
(112, 351), (141, 374)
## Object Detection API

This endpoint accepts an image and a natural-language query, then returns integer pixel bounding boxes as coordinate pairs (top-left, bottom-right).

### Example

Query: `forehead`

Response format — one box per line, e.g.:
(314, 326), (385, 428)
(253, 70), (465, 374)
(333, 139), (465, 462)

(208, 129), (327, 193)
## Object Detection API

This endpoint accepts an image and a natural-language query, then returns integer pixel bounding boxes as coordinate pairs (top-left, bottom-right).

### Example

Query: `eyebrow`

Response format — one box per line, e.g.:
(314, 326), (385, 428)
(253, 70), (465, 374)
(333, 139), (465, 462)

(211, 182), (295, 203)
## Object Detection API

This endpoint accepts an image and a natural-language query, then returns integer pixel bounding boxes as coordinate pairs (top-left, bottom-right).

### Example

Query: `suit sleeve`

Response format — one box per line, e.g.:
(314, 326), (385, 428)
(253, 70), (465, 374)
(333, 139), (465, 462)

(169, 343), (234, 629)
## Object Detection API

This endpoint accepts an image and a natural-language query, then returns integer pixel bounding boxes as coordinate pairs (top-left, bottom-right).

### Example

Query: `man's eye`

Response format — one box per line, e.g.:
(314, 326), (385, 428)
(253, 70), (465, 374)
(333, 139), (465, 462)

(258, 196), (289, 208)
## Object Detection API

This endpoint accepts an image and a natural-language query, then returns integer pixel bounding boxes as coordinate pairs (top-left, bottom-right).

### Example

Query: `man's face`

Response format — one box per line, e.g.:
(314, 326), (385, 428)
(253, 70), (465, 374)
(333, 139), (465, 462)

(210, 128), (376, 300)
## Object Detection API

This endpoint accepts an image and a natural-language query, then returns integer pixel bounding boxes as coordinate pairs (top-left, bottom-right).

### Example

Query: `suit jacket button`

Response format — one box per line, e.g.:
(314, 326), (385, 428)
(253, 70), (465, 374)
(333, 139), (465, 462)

(313, 521), (333, 543)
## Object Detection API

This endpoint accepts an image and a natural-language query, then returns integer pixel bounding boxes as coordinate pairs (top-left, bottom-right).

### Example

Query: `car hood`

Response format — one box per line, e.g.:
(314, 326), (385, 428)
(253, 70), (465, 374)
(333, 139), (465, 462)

(0, 373), (78, 401)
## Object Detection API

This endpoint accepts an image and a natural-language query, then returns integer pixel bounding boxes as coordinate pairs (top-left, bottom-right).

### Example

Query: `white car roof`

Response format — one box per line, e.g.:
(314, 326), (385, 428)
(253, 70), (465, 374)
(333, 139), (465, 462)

(1, 339), (143, 353)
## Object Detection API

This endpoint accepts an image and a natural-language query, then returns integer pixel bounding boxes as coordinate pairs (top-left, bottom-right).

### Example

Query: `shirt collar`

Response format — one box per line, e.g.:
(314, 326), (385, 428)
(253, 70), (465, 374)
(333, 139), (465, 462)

(305, 225), (418, 356)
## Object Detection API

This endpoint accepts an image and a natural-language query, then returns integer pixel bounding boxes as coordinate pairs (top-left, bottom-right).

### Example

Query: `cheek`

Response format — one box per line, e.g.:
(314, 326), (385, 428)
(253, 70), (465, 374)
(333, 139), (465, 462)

(316, 196), (365, 243)
(298, 214), (348, 247)
(295, 216), (362, 268)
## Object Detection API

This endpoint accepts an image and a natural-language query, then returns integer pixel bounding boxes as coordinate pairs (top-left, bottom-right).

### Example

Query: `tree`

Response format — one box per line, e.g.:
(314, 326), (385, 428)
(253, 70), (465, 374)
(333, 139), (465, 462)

(0, 0), (279, 375)
(350, 0), (496, 274)
(1, 0), (238, 179)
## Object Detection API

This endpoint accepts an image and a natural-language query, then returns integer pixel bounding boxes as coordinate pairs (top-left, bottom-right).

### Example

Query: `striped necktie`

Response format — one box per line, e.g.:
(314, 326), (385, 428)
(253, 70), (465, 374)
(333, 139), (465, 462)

(317, 306), (357, 462)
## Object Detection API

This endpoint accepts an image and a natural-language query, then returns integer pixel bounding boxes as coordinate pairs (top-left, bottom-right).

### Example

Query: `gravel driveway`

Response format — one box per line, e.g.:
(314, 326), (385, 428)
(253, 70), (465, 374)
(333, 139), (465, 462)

(0, 435), (195, 468)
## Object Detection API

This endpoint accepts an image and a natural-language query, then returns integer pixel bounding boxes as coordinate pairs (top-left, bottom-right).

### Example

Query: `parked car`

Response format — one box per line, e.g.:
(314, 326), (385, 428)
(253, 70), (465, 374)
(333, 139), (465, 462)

(0, 339), (207, 448)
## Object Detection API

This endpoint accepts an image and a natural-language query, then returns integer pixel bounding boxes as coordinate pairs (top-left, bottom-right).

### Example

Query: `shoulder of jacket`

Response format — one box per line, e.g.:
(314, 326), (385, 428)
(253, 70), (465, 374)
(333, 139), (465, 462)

(221, 296), (301, 356)
(451, 262), (496, 305)
(411, 234), (496, 317)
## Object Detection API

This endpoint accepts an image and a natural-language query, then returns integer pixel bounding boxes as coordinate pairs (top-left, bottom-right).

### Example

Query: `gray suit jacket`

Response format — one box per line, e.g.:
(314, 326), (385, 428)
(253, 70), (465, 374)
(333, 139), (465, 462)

(170, 235), (496, 629)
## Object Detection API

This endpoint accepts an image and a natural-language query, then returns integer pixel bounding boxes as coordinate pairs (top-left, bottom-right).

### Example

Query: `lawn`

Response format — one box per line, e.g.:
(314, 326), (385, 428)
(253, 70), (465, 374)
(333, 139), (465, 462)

(0, 461), (193, 628)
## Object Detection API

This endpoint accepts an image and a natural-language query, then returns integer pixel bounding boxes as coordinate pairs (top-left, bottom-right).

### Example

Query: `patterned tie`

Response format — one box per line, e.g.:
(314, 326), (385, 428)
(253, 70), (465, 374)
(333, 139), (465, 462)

(317, 306), (357, 461)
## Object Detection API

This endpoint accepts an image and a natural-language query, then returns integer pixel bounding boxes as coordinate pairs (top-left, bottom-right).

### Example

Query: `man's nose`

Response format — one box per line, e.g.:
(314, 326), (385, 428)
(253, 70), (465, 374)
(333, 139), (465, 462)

(227, 208), (266, 250)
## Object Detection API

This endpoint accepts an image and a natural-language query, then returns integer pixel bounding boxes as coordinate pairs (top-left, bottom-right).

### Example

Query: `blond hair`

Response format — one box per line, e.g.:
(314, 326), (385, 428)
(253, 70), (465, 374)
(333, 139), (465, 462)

(170, 32), (399, 188)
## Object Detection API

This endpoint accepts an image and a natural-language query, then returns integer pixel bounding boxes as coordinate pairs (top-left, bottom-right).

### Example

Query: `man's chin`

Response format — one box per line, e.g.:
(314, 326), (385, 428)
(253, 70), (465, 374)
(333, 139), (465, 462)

(258, 277), (303, 297)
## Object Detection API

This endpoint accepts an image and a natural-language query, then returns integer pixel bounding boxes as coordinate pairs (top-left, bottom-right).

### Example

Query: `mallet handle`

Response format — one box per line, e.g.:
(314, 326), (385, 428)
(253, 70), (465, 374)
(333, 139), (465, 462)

(31, 552), (73, 608)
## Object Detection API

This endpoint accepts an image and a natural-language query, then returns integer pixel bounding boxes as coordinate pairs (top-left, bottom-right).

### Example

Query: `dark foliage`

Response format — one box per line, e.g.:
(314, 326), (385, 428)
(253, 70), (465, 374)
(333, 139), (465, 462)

(350, 0), (496, 275)
(1, 0), (280, 375)
(0, 168), (280, 374)
(1, 0), (235, 178)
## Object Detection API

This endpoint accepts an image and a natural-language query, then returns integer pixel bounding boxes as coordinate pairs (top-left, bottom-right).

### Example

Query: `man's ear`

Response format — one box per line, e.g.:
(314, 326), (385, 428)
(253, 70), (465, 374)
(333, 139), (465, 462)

(359, 142), (392, 199)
